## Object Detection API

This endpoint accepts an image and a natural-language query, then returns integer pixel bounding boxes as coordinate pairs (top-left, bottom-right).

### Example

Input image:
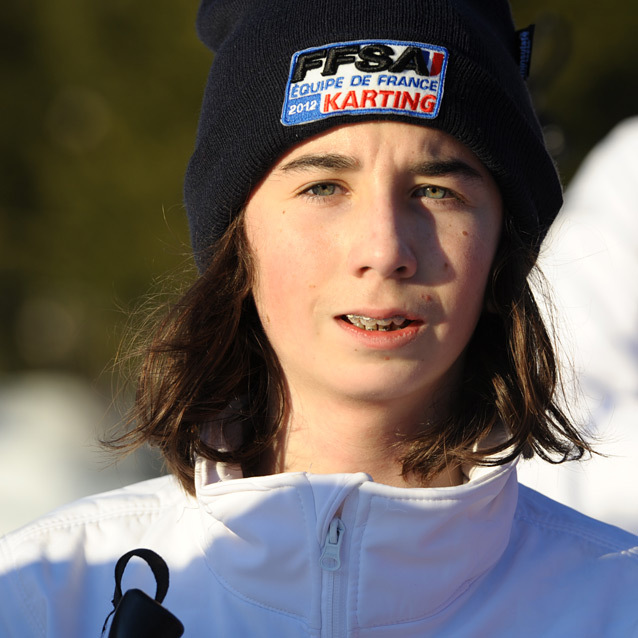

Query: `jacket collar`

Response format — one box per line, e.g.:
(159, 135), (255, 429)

(192, 456), (519, 627)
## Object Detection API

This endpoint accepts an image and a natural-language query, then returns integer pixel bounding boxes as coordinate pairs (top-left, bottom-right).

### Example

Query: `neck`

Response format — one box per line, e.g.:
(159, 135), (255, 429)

(265, 387), (463, 489)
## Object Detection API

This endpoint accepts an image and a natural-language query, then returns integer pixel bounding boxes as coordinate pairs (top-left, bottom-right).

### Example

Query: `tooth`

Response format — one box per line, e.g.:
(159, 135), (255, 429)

(346, 314), (361, 325)
(345, 314), (412, 331)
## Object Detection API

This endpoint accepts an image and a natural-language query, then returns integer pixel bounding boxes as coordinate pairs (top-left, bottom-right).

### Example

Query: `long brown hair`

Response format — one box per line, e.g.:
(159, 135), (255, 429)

(110, 211), (591, 494)
(399, 215), (590, 483)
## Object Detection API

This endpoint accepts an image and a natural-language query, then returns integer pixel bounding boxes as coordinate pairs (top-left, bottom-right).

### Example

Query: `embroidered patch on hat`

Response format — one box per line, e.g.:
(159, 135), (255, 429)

(281, 39), (448, 127)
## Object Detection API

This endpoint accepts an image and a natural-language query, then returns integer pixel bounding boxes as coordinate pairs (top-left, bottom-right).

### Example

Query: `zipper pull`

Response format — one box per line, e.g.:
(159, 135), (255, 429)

(320, 518), (345, 571)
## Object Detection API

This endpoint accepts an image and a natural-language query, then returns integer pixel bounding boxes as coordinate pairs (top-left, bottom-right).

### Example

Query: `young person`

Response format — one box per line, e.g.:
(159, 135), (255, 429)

(1, 1), (637, 636)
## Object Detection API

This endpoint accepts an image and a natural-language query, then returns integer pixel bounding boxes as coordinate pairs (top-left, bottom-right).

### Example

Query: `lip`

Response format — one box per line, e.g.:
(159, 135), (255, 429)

(335, 309), (425, 350)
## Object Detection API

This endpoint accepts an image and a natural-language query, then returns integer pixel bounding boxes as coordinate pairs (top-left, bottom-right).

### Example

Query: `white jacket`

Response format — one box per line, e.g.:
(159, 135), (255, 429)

(1, 457), (637, 637)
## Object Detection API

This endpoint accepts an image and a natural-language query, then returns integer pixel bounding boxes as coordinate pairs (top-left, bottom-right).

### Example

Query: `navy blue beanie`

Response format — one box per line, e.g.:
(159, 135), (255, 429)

(184, 0), (561, 271)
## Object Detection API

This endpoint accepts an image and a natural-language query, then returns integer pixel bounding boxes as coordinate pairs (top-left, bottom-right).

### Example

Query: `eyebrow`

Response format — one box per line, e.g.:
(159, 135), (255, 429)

(277, 153), (360, 173)
(276, 153), (483, 181)
(408, 159), (483, 181)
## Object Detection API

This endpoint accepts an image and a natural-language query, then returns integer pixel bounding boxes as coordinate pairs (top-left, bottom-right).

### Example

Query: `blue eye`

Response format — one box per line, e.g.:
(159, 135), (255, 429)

(415, 185), (448, 199)
(306, 183), (337, 197)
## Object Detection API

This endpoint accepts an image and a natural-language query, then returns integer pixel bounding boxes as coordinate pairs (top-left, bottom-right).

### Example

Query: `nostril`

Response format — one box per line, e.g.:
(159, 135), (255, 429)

(395, 263), (414, 276)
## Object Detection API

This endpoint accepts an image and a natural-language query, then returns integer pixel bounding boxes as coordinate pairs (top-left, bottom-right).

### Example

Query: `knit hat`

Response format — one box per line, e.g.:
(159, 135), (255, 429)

(184, 0), (561, 271)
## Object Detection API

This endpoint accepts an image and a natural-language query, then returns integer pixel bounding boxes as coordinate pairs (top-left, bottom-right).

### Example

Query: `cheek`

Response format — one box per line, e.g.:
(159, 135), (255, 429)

(250, 232), (325, 333)
(462, 237), (498, 288)
(251, 252), (291, 329)
(458, 209), (501, 275)
(442, 223), (500, 320)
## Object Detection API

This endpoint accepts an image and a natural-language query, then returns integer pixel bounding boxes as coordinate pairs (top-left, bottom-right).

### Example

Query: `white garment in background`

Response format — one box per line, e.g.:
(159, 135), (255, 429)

(519, 117), (638, 534)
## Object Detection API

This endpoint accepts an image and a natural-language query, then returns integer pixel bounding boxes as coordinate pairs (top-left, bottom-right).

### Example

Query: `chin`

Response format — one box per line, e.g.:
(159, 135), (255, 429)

(325, 370), (436, 407)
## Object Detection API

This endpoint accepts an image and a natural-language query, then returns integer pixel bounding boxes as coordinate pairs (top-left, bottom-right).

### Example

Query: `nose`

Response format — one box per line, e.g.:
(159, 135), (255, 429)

(346, 195), (418, 279)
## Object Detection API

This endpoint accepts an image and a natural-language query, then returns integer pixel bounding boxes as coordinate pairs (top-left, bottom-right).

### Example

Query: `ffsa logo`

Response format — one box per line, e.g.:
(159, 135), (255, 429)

(291, 43), (446, 83)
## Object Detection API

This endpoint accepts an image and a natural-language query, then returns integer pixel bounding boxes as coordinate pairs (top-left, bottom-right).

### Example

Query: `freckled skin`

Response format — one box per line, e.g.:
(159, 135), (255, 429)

(245, 121), (502, 419)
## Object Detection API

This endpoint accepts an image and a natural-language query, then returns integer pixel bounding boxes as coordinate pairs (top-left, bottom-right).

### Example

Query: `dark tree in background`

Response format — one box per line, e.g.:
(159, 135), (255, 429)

(0, 0), (636, 377)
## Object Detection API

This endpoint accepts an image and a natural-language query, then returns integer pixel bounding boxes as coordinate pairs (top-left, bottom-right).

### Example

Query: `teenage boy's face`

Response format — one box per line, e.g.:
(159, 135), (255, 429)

(245, 121), (502, 419)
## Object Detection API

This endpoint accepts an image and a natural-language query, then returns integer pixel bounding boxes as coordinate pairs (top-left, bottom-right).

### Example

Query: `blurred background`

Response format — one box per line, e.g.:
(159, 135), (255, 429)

(1, 0), (637, 534)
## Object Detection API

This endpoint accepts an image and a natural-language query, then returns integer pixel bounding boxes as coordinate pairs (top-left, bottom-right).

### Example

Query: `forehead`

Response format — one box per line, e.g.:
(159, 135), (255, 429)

(267, 121), (495, 184)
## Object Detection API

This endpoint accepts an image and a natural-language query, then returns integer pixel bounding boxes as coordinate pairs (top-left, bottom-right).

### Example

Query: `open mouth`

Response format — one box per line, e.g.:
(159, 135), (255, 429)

(342, 314), (414, 332)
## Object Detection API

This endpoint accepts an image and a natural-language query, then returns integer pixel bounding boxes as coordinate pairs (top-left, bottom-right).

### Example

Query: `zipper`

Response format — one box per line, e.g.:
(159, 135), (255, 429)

(320, 517), (345, 571)
(320, 517), (346, 637)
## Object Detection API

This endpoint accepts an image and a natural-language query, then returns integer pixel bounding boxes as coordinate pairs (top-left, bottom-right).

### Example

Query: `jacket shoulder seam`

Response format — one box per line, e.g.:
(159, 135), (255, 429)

(515, 511), (638, 558)
(6, 502), (173, 543)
